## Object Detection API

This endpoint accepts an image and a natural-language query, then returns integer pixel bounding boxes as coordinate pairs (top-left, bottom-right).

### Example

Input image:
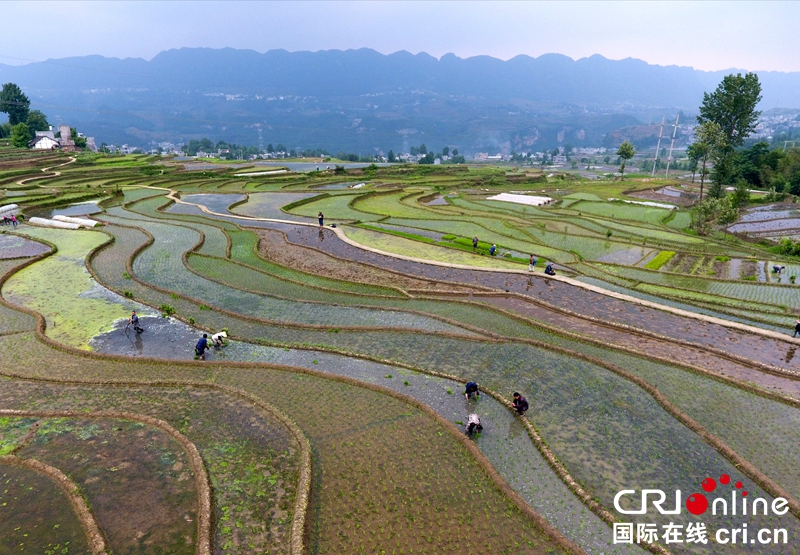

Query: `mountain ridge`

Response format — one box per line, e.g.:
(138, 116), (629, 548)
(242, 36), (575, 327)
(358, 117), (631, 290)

(2, 48), (798, 151)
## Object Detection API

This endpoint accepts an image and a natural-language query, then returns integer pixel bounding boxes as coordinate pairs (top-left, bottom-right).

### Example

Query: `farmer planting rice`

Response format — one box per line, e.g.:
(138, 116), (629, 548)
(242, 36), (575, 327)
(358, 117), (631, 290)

(195, 334), (211, 360)
(464, 381), (480, 400)
(212, 330), (227, 348)
(512, 392), (529, 416)
(465, 413), (483, 436)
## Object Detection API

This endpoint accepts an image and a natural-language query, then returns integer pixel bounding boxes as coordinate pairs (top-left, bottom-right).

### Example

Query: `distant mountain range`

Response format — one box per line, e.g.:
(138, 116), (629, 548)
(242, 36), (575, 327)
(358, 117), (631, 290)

(2, 48), (799, 153)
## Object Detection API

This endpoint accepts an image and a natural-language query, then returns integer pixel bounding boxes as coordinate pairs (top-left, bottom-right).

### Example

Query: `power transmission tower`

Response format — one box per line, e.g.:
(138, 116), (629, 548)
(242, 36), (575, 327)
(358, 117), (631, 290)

(664, 114), (680, 178)
(257, 126), (264, 152)
(651, 116), (665, 177)
(784, 140), (798, 152)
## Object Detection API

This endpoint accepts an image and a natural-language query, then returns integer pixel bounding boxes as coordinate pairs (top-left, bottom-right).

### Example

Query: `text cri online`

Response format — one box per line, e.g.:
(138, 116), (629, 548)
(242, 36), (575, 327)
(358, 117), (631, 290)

(613, 490), (789, 545)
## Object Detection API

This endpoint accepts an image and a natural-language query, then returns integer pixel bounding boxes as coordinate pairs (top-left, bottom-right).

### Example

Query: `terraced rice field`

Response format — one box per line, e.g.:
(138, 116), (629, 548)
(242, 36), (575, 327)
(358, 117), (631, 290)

(6, 150), (800, 554)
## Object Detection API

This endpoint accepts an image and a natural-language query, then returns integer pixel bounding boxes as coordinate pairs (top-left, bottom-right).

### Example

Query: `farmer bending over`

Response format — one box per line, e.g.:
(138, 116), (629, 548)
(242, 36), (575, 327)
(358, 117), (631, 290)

(512, 392), (529, 415)
(212, 330), (227, 348)
(195, 334), (211, 360)
(465, 413), (483, 436)
(464, 381), (480, 400)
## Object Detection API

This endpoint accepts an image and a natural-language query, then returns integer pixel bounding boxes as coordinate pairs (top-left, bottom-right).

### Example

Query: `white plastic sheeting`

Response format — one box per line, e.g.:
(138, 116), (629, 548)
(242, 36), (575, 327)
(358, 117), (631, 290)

(52, 215), (100, 228)
(0, 204), (19, 216)
(28, 217), (81, 230)
(486, 193), (553, 206)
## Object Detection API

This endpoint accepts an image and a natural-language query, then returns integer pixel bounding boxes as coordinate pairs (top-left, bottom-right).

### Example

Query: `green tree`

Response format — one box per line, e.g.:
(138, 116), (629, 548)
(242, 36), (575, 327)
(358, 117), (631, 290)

(25, 110), (49, 133)
(686, 142), (702, 183)
(698, 73), (762, 149)
(691, 121), (726, 200)
(616, 141), (636, 180)
(697, 73), (762, 190)
(731, 179), (750, 208)
(442, 146), (449, 157)
(0, 83), (30, 125)
(387, 150), (396, 163)
(10, 122), (31, 148)
(418, 152), (435, 165)
(716, 195), (739, 225)
(419, 144), (427, 155)
(452, 148), (458, 156)
(693, 197), (718, 235)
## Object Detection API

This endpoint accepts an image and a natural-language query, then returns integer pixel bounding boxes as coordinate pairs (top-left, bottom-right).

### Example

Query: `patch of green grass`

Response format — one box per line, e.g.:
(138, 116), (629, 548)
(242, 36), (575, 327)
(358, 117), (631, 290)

(644, 251), (677, 270)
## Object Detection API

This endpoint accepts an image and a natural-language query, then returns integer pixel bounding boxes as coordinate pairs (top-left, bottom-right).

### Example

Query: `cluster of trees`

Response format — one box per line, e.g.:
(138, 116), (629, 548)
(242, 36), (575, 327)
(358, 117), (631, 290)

(0, 83), (51, 147)
(680, 72), (800, 234)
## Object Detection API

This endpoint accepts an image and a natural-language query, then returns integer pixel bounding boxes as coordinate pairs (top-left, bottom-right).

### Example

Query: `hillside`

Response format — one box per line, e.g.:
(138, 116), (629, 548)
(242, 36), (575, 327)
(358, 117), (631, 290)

(2, 48), (799, 152)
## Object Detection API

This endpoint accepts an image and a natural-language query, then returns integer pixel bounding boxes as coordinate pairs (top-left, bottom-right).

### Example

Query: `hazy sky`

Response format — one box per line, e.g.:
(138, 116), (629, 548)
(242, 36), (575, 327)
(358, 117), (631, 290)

(2, 1), (798, 72)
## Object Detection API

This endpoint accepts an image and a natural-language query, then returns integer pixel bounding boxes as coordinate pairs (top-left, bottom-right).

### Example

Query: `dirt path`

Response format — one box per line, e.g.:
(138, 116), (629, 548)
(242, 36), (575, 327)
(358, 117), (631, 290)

(14, 156), (76, 187)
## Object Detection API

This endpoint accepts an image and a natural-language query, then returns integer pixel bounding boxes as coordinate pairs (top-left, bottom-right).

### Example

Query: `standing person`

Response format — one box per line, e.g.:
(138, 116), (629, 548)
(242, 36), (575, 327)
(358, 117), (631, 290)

(489, 244), (497, 256)
(129, 310), (144, 333)
(318, 212), (324, 227)
(512, 392), (529, 415)
(794, 320), (800, 338)
(529, 254), (537, 272)
(472, 236), (479, 251)
(195, 334), (211, 360)
(464, 381), (480, 400)
(10, 214), (17, 227)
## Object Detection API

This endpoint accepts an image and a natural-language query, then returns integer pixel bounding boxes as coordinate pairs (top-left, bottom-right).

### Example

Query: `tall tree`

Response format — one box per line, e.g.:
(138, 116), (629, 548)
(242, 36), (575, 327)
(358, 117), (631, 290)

(697, 73), (762, 189)
(25, 110), (49, 133)
(0, 83), (30, 125)
(697, 73), (762, 148)
(616, 141), (636, 180)
(691, 121), (726, 200)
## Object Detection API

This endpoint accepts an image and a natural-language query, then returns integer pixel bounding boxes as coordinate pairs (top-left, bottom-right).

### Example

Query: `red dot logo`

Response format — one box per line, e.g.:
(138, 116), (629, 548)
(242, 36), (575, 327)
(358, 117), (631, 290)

(735, 481), (743, 489)
(701, 478), (716, 492)
(742, 491), (748, 497)
(686, 493), (709, 515)
(720, 474), (731, 485)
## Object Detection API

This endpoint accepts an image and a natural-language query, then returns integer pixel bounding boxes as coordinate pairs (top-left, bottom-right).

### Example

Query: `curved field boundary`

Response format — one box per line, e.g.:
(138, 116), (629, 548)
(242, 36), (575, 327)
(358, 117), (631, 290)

(465, 290), (800, 380)
(0, 454), (108, 555)
(28, 195), (800, 549)
(80, 212), (800, 533)
(0, 248), (312, 555)
(93, 217), (486, 338)
(0, 248), (583, 555)
(0, 409), (213, 555)
(258, 225), (800, 379)
(162, 186), (800, 346)
(76, 216), (800, 527)
(597, 258), (798, 290)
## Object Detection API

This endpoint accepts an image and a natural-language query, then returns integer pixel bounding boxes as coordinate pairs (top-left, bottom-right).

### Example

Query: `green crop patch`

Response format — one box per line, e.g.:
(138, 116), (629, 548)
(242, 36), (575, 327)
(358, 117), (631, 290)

(644, 250), (676, 270)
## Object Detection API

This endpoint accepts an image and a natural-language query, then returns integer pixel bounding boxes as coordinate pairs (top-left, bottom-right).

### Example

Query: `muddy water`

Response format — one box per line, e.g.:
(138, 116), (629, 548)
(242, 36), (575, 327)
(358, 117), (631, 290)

(0, 233), (50, 259)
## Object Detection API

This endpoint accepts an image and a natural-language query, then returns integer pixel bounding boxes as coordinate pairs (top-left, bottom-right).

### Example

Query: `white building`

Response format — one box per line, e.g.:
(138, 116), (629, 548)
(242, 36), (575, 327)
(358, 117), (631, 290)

(29, 135), (60, 150)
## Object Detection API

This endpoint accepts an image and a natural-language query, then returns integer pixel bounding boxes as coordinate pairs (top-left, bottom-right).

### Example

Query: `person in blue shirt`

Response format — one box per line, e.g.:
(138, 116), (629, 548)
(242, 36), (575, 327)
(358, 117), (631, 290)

(544, 262), (556, 276)
(195, 334), (210, 360)
(489, 244), (497, 256)
(464, 381), (480, 400)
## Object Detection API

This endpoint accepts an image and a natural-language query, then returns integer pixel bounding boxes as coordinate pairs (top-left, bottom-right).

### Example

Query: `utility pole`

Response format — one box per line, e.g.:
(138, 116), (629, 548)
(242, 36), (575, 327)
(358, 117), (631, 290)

(664, 114), (680, 178)
(652, 116), (665, 177)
